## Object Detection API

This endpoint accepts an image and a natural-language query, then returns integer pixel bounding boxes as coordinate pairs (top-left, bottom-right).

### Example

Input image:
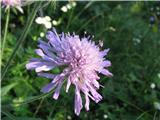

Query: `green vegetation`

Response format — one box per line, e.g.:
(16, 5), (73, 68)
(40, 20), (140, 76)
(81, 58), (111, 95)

(1, 1), (160, 120)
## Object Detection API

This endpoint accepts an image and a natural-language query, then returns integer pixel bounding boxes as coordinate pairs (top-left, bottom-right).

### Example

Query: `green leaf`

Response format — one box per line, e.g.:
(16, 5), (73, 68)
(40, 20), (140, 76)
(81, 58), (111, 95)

(1, 83), (17, 96)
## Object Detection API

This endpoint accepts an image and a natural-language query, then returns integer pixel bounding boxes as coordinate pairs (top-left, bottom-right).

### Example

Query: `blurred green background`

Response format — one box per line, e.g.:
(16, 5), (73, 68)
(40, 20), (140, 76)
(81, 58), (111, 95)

(1, 1), (160, 120)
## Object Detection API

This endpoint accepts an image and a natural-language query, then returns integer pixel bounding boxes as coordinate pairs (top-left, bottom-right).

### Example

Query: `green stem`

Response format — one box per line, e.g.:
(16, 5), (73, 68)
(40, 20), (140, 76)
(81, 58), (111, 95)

(66, 8), (74, 30)
(135, 110), (153, 120)
(2, 8), (10, 57)
(2, 91), (52, 110)
(153, 111), (157, 120)
(33, 98), (45, 117)
(77, 13), (103, 33)
(71, 1), (93, 24)
(1, 2), (42, 81)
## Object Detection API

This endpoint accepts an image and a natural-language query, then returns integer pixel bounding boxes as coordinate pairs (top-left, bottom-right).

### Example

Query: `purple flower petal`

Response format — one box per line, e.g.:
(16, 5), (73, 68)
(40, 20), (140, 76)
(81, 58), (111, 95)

(85, 94), (90, 111)
(100, 69), (113, 77)
(46, 30), (62, 52)
(66, 77), (71, 93)
(86, 81), (102, 103)
(35, 49), (54, 62)
(53, 80), (63, 100)
(38, 42), (56, 58)
(38, 72), (56, 79)
(41, 82), (56, 93)
(35, 65), (54, 72)
(102, 60), (111, 67)
(100, 48), (110, 57)
(26, 61), (44, 70)
(74, 86), (83, 116)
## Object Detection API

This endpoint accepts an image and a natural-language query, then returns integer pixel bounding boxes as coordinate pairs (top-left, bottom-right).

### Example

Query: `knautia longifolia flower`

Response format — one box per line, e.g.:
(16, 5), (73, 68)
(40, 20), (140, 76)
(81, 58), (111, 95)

(26, 28), (113, 115)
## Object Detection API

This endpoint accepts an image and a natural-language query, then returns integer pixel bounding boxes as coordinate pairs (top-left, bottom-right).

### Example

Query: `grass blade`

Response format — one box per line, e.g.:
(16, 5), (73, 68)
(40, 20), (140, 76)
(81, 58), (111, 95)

(1, 8), (10, 58)
(8, 91), (52, 107)
(1, 109), (17, 120)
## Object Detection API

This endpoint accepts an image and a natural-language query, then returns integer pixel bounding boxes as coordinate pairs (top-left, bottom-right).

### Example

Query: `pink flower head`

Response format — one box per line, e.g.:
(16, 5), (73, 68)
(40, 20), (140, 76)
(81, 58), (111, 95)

(1, 0), (21, 7)
(1, 0), (24, 13)
(26, 28), (113, 115)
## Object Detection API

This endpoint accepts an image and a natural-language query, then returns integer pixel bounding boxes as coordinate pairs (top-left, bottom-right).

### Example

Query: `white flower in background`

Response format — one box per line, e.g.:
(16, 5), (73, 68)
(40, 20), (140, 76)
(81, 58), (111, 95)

(44, 22), (52, 29)
(35, 16), (52, 29)
(109, 26), (116, 32)
(103, 114), (108, 119)
(61, 1), (77, 13)
(13, 97), (24, 107)
(67, 115), (71, 120)
(52, 19), (61, 26)
(133, 38), (141, 45)
(66, 4), (72, 9)
(40, 32), (45, 37)
(52, 20), (58, 26)
(150, 83), (156, 89)
(154, 102), (160, 110)
(158, 73), (160, 78)
(35, 17), (43, 24)
(61, 6), (68, 12)
(71, 1), (76, 7)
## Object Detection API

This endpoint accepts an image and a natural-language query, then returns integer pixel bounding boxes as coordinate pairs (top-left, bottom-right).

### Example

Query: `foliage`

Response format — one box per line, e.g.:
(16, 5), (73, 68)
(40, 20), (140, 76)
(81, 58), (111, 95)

(1, 1), (160, 120)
